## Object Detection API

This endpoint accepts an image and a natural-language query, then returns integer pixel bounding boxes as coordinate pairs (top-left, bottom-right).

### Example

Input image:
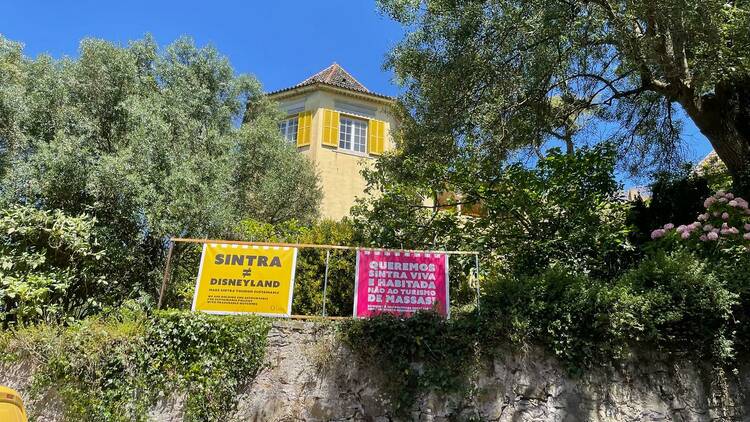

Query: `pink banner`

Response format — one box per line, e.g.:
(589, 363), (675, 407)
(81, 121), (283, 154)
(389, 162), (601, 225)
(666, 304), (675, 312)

(354, 249), (449, 318)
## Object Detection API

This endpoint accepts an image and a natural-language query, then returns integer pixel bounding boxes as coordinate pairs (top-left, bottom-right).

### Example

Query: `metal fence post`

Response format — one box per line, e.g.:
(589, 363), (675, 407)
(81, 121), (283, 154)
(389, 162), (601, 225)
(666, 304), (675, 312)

(322, 250), (331, 317)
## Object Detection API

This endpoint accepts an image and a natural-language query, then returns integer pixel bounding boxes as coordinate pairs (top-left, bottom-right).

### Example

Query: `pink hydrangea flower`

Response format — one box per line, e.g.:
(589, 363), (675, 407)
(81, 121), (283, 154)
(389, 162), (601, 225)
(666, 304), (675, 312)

(651, 229), (666, 239)
(729, 200), (738, 207)
(722, 212), (730, 220)
(719, 197), (729, 203)
(726, 193), (735, 200)
(744, 223), (750, 232)
(704, 197), (716, 208)
(680, 231), (691, 239)
(699, 234), (708, 241)
(690, 222), (702, 230)
(704, 224), (714, 232)
(745, 233), (750, 240)
(707, 232), (719, 241)
(716, 190), (726, 198)
(663, 223), (675, 230)
(721, 227), (740, 236)
(697, 213), (708, 221)
(676, 225), (687, 233)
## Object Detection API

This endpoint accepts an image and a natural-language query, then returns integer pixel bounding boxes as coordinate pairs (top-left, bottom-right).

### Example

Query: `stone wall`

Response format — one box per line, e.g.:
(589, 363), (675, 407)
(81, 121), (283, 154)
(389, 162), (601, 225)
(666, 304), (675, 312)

(2, 320), (749, 421)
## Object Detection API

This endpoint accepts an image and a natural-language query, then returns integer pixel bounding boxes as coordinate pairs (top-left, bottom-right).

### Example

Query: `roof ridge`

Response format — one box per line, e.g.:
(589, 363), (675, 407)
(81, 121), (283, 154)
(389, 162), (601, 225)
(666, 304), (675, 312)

(322, 63), (338, 83)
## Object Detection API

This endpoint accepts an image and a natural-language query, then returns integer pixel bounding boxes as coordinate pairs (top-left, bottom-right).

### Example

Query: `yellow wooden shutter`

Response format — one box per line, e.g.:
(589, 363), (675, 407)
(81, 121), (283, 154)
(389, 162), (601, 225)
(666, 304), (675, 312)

(321, 109), (340, 147)
(296, 111), (312, 147)
(368, 119), (385, 155)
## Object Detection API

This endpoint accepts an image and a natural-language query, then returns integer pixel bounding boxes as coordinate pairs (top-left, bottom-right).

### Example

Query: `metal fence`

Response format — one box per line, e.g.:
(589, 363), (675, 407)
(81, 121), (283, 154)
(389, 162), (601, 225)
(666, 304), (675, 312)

(158, 237), (481, 319)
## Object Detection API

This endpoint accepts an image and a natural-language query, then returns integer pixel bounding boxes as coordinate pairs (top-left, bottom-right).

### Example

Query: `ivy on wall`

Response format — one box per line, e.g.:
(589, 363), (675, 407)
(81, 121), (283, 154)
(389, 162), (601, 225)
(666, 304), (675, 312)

(339, 249), (746, 416)
(338, 312), (480, 415)
(1, 308), (271, 421)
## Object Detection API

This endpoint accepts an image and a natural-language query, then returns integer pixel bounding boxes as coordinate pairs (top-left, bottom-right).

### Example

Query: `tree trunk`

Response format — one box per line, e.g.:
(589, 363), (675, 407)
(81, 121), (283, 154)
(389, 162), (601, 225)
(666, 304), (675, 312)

(683, 76), (750, 196)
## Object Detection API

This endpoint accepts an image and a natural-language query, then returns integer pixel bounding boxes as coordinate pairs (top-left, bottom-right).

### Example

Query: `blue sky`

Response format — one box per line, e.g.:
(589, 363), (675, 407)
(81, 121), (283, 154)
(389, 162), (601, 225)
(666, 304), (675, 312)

(1, 0), (404, 96)
(2, 0), (712, 180)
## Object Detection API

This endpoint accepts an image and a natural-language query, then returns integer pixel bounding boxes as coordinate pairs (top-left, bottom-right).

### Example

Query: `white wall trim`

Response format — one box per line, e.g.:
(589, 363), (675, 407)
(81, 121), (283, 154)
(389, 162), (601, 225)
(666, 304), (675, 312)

(280, 99), (306, 115)
(334, 100), (376, 119)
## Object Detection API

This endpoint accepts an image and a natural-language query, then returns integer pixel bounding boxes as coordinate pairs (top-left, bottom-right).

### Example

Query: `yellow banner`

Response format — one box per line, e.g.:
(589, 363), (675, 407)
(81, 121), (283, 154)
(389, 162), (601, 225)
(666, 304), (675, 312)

(191, 243), (297, 316)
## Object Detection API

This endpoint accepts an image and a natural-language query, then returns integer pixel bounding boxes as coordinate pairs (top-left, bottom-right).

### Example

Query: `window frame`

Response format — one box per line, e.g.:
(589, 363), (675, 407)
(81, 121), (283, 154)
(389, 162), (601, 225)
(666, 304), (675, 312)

(278, 115), (299, 143)
(338, 115), (368, 154)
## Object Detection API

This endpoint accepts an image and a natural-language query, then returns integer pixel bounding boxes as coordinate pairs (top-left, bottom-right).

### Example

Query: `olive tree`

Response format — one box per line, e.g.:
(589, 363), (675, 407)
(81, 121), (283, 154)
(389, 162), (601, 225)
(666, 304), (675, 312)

(0, 35), (321, 302)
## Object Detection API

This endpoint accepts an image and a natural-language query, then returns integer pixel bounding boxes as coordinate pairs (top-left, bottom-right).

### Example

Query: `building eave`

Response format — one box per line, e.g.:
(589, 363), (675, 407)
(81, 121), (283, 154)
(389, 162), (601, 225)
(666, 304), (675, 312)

(267, 82), (396, 105)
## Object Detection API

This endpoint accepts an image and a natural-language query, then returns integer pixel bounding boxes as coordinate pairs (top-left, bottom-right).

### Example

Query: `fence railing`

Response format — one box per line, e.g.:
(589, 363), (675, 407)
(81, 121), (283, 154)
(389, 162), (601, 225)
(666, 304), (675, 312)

(158, 237), (481, 319)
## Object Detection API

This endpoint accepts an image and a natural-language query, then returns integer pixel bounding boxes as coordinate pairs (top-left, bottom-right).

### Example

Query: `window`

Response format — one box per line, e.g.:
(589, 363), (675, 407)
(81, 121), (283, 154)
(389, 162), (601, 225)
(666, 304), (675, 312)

(339, 116), (367, 153)
(279, 116), (298, 143)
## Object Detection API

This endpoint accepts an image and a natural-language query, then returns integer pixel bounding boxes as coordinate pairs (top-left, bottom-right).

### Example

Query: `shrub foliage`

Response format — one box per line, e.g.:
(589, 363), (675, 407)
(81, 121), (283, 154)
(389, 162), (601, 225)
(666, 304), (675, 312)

(2, 309), (271, 421)
(0, 205), (107, 324)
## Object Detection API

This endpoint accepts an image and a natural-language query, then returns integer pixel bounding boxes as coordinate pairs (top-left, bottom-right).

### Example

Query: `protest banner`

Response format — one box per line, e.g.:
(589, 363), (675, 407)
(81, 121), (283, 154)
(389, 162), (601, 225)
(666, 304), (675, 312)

(191, 243), (297, 317)
(354, 249), (449, 318)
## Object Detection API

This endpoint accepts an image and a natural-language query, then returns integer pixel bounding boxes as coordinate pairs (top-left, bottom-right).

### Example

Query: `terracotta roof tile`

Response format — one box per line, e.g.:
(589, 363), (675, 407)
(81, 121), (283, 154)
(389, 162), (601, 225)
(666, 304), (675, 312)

(297, 62), (369, 92)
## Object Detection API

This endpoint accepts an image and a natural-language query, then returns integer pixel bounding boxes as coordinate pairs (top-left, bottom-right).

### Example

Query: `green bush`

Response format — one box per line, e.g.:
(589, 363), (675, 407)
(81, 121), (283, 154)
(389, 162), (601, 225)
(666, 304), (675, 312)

(712, 249), (750, 354)
(638, 190), (750, 355)
(142, 311), (270, 420)
(481, 251), (741, 364)
(2, 309), (271, 421)
(0, 205), (108, 324)
(480, 267), (642, 370)
(619, 251), (739, 360)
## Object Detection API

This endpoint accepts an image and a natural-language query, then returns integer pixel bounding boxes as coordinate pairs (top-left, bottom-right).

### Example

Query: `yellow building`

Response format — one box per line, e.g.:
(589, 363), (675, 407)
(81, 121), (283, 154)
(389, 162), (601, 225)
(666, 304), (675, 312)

(268, 63), (397, 220)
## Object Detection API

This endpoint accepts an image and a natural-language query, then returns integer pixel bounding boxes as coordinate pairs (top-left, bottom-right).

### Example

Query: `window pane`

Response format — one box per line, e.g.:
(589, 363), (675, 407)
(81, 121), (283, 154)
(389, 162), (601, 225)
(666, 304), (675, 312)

(339, 118), (352, 149)
(289, 118), (298, 141)
(279, 117), (299, 143)
(353, 119), (366, 152)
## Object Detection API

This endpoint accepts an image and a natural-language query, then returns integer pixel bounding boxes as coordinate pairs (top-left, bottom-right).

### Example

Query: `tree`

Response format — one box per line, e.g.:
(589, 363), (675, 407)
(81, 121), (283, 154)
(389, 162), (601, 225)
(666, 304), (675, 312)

(0, 35), (321, 302)
(378, 0), (750, 192)
(235, 95), (322, 224)
(353, 144), (635, 279)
